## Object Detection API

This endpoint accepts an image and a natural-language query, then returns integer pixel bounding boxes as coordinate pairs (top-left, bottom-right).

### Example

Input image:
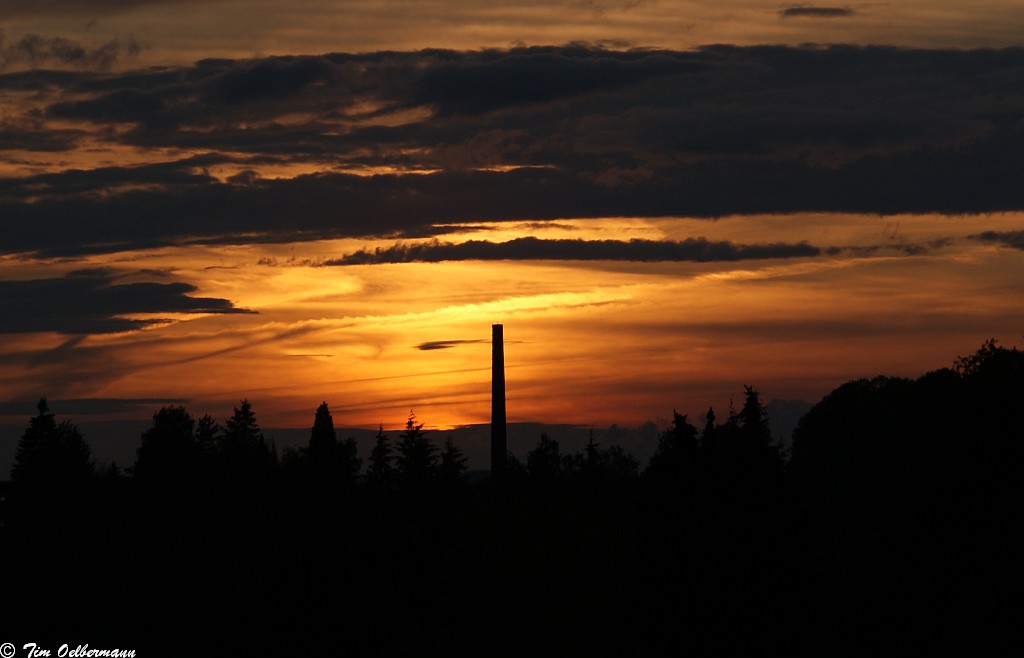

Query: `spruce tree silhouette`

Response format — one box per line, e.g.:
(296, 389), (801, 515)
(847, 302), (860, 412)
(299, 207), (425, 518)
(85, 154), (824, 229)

(196, 413), (221, 456)
(193, 412), (222, 482)
(738, 386), (771, 446)
(736, 385), (783, 475)
(306, 401), (360, 488)
(395, 412), (437, 486)
(308, 401), (337, 460)
(646, 410), (699, 482)
(439, 435), (468, 485)
(221, 398), (273, 489)
(11, 398), (94, 501)
(225, 398), (262, 446)
(367, 422), (394, 488)
(4, 400), (101, 640)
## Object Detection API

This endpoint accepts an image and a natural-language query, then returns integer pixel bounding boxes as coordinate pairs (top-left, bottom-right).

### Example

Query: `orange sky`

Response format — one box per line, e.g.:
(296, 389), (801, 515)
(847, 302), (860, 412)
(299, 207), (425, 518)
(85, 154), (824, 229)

(3, 1), (1024, 69)
(3, 214), (1023, 433)
(2, 2), (1024, 470)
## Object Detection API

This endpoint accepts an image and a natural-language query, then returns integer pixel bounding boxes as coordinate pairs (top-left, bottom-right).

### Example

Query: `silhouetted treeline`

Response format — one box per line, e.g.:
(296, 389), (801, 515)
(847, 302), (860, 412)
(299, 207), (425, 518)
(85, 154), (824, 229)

(1, 341), (1018, 654)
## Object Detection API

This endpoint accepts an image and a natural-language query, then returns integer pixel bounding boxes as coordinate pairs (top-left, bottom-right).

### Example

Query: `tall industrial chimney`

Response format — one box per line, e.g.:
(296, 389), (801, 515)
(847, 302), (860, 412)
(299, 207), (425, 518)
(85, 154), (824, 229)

(491, 324), (507, 477)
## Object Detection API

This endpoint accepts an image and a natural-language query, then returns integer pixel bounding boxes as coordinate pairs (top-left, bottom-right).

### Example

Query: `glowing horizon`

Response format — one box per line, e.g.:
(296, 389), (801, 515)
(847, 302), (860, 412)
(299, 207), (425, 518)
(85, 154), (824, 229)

(3, 10), (1024, 460)
(3, 212), (1022, 434)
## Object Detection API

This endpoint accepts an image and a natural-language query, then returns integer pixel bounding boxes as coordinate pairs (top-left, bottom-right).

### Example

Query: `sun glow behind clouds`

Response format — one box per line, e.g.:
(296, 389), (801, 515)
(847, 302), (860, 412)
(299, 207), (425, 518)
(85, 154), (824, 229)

(2, 214), (1023, 432)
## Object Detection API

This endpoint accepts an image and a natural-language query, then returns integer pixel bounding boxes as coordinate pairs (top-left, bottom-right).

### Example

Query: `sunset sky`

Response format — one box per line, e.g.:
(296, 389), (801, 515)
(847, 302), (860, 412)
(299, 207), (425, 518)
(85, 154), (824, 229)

(2, 1), (1024, 468)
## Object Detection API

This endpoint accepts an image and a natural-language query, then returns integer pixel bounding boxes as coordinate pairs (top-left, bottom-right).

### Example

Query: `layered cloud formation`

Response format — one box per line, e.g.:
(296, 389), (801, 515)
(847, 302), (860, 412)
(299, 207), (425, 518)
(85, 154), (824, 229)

(2, 41), (1024, 463)
(3, 45), (1024, 258)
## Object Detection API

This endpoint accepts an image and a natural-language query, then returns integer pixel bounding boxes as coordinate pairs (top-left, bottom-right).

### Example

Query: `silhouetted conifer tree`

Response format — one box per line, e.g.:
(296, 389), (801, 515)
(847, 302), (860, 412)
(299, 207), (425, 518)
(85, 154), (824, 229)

(191, 413), (222, 488)
(196, 413), (221, 456)
(646, 411), (699, 480)
(395, 412), (437, 485)
(737, 386), (781, 468)
(367, 423), (394, 487)
(304, 401), (361, 485)
(439, 436), (468, 485)
(309, 401), (337, 461)
(225, 399), (263, 446)
(739, 386), (770, 439)
(11, 398), (94, 497)
(222, 399), (273, 484)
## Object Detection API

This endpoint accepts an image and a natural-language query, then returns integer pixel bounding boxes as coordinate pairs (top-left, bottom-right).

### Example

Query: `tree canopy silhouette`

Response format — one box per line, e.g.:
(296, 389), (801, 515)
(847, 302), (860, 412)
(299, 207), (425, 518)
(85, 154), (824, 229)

(306, 401), (360, 486)
(646, 410), (699, 482)
(134, 405), (199, 496)
(11, 398), (94, 500)
(367, 422), (394, 488)
(220, 398), (275, 488)
(394, 412), (437, 486)
(526, 432), (564, 484)
(439, 435), (468, 485)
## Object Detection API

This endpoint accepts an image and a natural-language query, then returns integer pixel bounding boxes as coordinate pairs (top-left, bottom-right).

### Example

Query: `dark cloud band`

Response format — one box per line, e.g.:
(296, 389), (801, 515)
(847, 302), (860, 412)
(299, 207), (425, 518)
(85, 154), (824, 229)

(327, 237), (821, 265)
(0, 269), (255, 334)
(0, 397), (189, 416)
(970, 231), (1024, 250)
(0, 1), (205, 18)
(415, 339), (489, 351)
(779, 6), (856, 19)
(3, 45), (1024, 256)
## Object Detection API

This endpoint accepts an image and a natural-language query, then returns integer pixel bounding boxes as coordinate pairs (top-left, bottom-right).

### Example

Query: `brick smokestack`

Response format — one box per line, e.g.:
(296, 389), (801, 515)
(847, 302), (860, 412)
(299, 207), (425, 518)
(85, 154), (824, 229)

(491, 324), (506, 477)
